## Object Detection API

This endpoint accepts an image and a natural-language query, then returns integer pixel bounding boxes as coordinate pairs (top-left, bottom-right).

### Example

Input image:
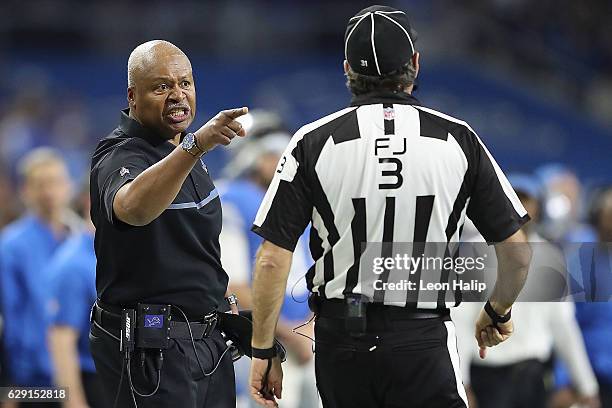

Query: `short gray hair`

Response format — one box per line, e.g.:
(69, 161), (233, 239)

(17, 147), (66, 181)
(346, 60), (417, 96)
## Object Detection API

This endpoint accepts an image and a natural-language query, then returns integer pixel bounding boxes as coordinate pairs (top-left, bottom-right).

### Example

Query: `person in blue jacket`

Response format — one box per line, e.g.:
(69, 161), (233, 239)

(47, 181), (109, 408)
(0, 148), (76, 402)
(551, 186), (612, 408)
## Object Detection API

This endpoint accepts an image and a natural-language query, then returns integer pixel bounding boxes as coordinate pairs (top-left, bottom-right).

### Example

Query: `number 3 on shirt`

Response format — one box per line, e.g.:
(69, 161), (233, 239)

(378, 157), (403, 189)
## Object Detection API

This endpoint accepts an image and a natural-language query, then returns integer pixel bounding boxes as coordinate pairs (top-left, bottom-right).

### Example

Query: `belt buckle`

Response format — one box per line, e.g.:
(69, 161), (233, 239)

(202, 311), (218, 338)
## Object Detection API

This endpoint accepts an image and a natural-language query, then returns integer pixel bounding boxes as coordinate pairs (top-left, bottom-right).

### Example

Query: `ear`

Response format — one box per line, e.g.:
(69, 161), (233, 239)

(412, 52), (420, 79)
(127, 87), (135, 107)
(343, 60), (350, 74)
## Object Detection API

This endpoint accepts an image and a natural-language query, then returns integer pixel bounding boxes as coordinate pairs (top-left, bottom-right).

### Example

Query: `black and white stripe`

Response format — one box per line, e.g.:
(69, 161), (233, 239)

(252, 94), (529, 307)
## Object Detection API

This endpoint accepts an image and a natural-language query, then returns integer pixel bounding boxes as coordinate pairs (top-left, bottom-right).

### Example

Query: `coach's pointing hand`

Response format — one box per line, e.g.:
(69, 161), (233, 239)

(194, 107), (248, 153)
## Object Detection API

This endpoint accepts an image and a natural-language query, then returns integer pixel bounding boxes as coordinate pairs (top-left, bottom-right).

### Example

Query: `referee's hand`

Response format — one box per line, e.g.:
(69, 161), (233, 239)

(249, 357), (283, 407)
(194, 107), (248, 152)
(474, 308), (513, 359)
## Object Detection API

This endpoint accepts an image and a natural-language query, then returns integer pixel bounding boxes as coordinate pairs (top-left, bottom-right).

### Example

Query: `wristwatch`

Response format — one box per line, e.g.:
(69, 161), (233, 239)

(225, 294), (239, 307)
(181, 133), (204, 157)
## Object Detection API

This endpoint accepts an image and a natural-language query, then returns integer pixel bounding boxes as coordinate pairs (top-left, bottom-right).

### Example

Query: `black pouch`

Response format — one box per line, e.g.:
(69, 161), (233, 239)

(308, 293), (321, 315)
(345, 294), (367, 335)
(136, 303), (172, 349)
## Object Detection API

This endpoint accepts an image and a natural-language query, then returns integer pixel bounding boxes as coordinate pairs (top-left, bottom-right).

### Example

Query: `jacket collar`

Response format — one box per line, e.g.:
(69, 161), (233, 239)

(118, 109), (171, 146)
(350, 90), (421, 107)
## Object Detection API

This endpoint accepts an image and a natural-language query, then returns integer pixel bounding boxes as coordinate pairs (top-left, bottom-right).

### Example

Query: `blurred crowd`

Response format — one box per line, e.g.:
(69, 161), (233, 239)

(457, 0), (612, 126)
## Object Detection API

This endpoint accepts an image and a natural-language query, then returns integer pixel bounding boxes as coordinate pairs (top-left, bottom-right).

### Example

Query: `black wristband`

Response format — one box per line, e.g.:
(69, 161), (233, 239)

(484, 300), (511, 326)
(251, 346), (277, 360)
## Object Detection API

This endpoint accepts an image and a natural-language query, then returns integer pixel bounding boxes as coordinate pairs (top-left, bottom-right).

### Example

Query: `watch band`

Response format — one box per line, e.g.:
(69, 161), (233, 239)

(252, 346), (277, 360)
(192, 136), (206, 156)
(484, 300), (511, 328)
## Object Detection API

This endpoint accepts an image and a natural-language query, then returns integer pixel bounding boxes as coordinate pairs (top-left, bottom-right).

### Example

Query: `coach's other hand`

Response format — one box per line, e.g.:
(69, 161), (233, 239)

(474, 306), (513, 359)
(194, 107), (248, 152)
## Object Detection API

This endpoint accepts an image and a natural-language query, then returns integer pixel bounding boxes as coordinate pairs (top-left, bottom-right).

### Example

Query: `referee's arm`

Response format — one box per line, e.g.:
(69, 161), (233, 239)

(248, 128), (312, 406)
(474, 228), (531, 358)
(249, 240), (293, 407)
(250, 126), (312, 351)
(464, 129), (533, 358)
(251, 241), (293, 349)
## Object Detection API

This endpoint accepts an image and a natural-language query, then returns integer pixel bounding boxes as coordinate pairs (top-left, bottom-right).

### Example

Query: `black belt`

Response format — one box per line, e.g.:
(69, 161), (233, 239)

(316, 299), (449, 320)
(91, 303), (218, 340)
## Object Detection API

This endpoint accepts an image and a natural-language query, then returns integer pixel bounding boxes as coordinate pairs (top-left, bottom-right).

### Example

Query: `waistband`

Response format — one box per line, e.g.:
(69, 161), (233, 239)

(96, 299), (215, 322)
(315, 298), (450, 320)
(91, 302), (218, 341)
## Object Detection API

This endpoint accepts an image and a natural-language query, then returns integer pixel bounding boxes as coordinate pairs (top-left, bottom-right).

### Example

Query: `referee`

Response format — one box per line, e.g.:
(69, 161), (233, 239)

(248, 6), (532, 408)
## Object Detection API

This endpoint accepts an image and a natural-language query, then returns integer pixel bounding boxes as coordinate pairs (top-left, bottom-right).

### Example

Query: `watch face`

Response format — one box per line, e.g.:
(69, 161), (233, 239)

(182, 133), (195, 149)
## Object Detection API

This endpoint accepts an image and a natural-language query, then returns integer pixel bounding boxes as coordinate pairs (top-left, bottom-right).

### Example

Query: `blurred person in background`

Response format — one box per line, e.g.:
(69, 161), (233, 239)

(453, 174), (599, 408)
(0, 78), (54, 178)
(218, 110), (317, 408)
(0, 148), (78, 407)
(536, 164), (596, 244)
(551, 186), (612, 408)
(47, 179), (109, 408)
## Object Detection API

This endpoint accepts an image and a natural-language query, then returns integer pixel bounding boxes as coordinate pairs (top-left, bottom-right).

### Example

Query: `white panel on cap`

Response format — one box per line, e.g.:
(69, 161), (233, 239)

(344, 12), (370, 62)
(375, 12), (415, 55)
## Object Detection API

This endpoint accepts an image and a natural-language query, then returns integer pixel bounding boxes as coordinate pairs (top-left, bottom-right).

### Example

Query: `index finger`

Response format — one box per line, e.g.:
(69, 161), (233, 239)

(220, 107), (249, 121)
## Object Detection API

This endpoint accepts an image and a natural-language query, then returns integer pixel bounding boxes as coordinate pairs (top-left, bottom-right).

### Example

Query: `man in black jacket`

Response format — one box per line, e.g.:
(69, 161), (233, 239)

(90, 39), (246, 407)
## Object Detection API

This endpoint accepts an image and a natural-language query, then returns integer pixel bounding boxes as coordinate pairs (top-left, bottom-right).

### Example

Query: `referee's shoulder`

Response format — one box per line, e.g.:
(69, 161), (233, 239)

(413, 104), (480, 143)
(292, 107), (358, 141)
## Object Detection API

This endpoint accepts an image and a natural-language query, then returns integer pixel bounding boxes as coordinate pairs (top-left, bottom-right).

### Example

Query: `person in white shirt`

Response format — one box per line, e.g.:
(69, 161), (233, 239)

(452, 174), (599, 408)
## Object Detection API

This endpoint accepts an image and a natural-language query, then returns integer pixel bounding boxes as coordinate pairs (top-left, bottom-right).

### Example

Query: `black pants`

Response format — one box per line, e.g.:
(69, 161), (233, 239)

(314, 315), (468, 408)
(470, 360), (546, 408)
(89, 323), (235, 408)
(82, 370), (112, 408)
(600, 382), (612, 408)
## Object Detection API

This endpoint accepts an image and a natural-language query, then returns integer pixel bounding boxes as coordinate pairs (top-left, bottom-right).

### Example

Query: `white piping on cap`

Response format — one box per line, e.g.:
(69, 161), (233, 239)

(349, 12), (370, 21)
(374, 10), (406, 15)
(370, 13), (382, 75)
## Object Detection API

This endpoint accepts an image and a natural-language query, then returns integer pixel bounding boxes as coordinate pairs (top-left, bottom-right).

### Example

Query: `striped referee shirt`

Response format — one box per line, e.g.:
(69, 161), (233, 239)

(252, 91), (529, 308)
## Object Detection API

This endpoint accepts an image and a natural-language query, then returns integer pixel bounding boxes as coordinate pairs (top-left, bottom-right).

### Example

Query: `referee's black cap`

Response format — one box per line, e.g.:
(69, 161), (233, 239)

(344, 5), (417, 77)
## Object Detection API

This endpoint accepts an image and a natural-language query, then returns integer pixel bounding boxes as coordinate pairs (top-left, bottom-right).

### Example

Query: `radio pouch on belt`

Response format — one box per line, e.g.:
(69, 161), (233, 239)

(136, 303), (171, 349)
(345, 294), (367, 335)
